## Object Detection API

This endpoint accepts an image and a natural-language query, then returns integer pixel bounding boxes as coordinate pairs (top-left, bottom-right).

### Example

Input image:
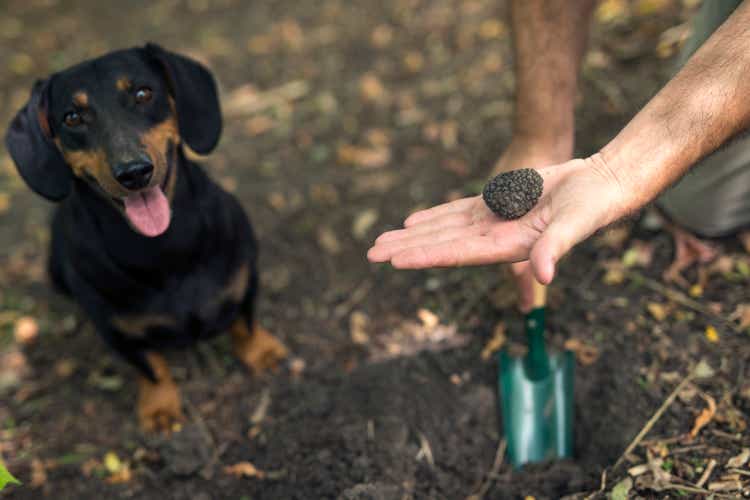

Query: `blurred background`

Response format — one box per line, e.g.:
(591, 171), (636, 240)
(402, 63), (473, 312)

(1, 0), (750, 498)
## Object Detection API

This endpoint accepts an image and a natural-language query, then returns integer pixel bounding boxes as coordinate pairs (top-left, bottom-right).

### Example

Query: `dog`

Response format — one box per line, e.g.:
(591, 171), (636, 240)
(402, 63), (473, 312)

(5, 43), (288, 432)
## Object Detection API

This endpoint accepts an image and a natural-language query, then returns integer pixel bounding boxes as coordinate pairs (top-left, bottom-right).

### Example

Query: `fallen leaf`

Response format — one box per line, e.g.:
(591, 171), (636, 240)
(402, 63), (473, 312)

(403, 51), (424, 73)
(480, 322), (506, 361)
(288, 357), (305, 377)
(622, 240), (654, 268)
(704, 325), (719, 343)
(730, 304), (750, 330)
(352, 209), (379, 240)
(0, 461), (21, 490)
(708, 480), (742, 492)
(596, 0), (629, 24)
(13, 316), (38, 345)
(693, 360), (715, 379)
(337, 144), (391, 169)
(635, 0), (672, 16)
(647, 302), (668, 322)
(370, 24), (393, 48)
(689, 393), (717, 439)
(349, 311), (371, 345)
(104, 452), (123, 474)
(417, 309), (440, 330)
(224, 461), (265, 479)
(317, 226), (341, 255)
(595, 226), (630, 250)
(725, 448), (750, 468)
(359, 73), (387, 102)
(478, 19), (506, 39)
(563, 338), (600, 366)
(610, 477), (632, 500)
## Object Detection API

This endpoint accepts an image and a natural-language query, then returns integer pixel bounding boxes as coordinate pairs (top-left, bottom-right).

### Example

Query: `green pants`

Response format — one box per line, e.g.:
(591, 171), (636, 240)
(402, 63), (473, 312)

(657, 0), (750, 237)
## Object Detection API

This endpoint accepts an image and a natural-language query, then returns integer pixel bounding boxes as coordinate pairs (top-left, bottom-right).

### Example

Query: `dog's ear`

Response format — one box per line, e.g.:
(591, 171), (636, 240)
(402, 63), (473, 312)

(145, 43), (222, 155)
(5, 79), (72, 201)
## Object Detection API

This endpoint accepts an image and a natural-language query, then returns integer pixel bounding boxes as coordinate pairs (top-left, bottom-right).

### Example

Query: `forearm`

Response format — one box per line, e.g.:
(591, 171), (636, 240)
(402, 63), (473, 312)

(598, 0), (750, 219)
(511, 0), (596, 153)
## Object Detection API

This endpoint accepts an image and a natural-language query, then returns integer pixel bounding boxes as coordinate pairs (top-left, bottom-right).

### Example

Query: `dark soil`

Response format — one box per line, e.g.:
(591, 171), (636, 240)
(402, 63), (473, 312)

(1, 1), (749, 499)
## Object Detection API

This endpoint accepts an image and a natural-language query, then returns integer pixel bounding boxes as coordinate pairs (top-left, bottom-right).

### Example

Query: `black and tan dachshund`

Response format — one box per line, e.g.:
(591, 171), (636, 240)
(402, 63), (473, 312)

(4, 44), (288, 432)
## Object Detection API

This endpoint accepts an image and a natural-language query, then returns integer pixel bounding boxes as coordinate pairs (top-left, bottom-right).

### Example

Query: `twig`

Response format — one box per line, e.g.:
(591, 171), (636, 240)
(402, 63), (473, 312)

(660, 483), (713, 495)
(583, 469), (607, 500)
(696, 458), (717, 488)
(626, 271), (741, 332)
(613, 366), (696, 470)
(466, 439), (506, 500)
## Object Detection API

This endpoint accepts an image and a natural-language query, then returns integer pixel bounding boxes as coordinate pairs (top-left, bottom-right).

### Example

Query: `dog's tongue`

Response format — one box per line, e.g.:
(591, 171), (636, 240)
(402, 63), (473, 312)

(123, 187), (171, 237)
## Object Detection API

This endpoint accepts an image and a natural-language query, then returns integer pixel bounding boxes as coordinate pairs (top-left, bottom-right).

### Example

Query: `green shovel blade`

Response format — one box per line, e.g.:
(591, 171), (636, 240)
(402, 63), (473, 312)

(499, 308), (575, 468)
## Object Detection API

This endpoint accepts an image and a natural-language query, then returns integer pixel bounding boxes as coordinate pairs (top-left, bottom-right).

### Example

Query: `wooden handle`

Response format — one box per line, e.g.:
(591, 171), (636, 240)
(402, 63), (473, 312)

(532, 280), (547, 308)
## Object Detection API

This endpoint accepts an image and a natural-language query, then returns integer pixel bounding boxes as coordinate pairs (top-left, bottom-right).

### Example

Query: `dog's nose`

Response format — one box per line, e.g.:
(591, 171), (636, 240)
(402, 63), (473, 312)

(114, 161), (154, 190)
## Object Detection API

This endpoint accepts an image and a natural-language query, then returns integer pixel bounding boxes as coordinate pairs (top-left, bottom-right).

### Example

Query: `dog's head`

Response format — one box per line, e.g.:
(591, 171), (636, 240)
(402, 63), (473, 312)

(5, 44), (222, 237)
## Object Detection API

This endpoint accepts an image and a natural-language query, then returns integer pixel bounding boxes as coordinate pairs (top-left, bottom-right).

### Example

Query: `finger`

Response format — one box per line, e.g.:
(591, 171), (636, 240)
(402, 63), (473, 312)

(529, 216), (582, 285)
(389, 224), (532, 268)
(368, 224), (489, 262)
(375, 211), (475, 244)
(403, 196), (478, 227)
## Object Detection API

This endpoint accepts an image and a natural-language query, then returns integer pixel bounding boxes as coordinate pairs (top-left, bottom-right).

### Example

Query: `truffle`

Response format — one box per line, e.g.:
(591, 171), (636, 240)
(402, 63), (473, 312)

(482, 168), (543, 220)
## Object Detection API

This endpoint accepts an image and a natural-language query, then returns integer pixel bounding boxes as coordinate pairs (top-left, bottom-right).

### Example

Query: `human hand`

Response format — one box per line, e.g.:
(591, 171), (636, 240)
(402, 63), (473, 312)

(367, 156), (624, 284)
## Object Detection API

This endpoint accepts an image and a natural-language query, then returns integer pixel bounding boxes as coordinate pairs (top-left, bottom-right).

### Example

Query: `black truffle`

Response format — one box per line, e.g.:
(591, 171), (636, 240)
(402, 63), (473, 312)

(482, 168), (543, 220)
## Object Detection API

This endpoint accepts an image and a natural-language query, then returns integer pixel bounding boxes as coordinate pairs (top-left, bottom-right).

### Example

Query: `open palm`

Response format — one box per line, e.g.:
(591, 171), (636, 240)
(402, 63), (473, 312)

(367, 157), (623, 284)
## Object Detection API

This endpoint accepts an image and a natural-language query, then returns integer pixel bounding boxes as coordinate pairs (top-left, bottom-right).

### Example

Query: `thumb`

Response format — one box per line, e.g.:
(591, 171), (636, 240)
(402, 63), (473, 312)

(529, 216), (583, 285)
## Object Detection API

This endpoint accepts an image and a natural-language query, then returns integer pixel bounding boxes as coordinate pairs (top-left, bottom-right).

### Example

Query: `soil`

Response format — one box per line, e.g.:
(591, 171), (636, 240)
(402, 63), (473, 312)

(1, 1), (749, 499)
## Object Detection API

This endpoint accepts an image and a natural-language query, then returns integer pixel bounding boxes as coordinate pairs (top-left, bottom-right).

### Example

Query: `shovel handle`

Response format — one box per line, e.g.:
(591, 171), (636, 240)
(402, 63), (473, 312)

(525, 280), (550, 379)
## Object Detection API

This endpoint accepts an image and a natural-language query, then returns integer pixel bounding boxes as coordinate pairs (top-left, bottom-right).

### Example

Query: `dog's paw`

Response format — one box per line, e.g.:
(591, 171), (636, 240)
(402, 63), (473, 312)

(138, 377), (184, 434)
(234, 325), (288, 375)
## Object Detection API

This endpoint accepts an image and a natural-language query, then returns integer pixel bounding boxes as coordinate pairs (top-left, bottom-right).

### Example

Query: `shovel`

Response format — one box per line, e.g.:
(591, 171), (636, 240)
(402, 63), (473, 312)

(498, 281), (575, 468)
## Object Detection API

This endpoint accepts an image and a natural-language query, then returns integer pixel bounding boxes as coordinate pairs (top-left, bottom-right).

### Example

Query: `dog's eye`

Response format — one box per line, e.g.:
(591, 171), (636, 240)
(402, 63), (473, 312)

(63, 111), (82, 127)
(135, 87), (153, 104)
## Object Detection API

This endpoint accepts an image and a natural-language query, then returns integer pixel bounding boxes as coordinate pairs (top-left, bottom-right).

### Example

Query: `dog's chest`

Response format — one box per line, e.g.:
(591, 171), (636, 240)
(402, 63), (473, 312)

(108, 261), (251, 341)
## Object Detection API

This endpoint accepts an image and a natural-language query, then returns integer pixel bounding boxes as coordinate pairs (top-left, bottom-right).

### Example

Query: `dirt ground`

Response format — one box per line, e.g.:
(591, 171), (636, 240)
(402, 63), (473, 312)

(1, 0), (750, 499)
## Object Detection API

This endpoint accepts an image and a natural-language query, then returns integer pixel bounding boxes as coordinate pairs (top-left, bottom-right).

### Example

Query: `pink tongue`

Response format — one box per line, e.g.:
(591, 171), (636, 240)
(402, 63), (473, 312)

(123, 187), (171, 237)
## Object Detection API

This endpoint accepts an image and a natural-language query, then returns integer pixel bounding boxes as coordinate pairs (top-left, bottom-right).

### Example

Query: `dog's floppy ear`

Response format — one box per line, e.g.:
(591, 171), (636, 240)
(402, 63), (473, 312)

(145, 43), (222, 155)
(4, 79), (72, 201)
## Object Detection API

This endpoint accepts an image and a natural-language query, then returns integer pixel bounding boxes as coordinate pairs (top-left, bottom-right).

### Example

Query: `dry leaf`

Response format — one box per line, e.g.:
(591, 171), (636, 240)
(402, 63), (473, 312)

(337, 144), (391, 168)
(224, 461), (265, 479)
(729, 304), (750, 330)
(725, 448), (750, 468)
(596, 226), (630, 250)
(349, 311), (371, 345)
(635, 0), (672, 16)
(360, 73), (387, 102)
(371, 24), (393, 48)
(563, 338), (600, 366)
(704, 325), (719, 343)
(352, 209), (379, 240)
(708, 480), (742, 492)
(689, 393), (717, 439)
(478, 19), (506, 39)
(13, 316), (38, 345)
(596, 0), (629, 23)
(317, 226), (341, 255)
(622, 240), (654, 268)
(30, 458), (46, 488)
(481, 322), (506, 361)
(647, 302), (668, 322)
(417, 308), (440, 330)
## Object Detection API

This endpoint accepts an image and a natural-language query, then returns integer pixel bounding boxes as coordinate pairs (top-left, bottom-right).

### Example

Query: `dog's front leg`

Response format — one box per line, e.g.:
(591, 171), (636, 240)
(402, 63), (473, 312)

(137, 352), (184, 433)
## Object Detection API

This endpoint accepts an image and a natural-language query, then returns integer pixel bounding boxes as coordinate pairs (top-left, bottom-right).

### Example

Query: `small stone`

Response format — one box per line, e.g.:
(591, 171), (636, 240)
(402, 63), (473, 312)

(482, 169), (543, 220)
